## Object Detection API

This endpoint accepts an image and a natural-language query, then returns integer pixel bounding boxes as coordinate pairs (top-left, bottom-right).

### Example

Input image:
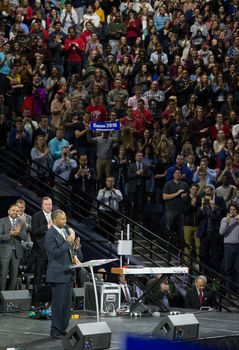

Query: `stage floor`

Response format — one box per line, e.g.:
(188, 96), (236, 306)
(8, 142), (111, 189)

(0, 310), (239, 350)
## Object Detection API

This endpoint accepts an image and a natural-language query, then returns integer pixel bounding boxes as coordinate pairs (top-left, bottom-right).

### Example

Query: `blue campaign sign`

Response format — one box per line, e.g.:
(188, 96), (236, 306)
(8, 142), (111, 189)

(90, 121), (121, 131)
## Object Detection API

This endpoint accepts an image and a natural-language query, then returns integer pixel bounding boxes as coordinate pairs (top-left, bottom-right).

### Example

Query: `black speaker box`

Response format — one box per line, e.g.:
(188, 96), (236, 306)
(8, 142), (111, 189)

(0, 290), (32, 312)
(152, 313), (199, 340)
(73, 288), (85, 308)
(62, 322), (111, 350)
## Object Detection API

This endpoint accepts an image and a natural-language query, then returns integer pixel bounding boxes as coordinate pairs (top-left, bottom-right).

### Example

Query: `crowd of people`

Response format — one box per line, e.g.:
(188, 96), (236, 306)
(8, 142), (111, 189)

(1, 0), (239, 309)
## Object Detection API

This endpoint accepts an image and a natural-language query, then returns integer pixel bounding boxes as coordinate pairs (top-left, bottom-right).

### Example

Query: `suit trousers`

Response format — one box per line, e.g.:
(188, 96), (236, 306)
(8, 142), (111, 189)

(0, 250), (20, 290)
(50, 281), (73, 335)
(33, 256), (48, 292)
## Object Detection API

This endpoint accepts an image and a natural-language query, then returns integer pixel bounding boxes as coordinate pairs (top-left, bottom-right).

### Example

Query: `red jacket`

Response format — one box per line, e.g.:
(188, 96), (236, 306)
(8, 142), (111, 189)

(64, 37), (85, 62)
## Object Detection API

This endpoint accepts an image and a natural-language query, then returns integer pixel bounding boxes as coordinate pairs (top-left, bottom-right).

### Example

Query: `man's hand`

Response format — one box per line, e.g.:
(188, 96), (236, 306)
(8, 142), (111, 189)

(11, 224), (20, 236)
(177, 189), (185, 196)
(67, 230), (75, 243)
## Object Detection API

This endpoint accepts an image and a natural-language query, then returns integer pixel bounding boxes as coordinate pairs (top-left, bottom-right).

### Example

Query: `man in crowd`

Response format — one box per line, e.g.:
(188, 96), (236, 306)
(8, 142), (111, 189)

(53, 146), (77, 209)
(97, 176), (123, 242)
(219, 203), (239, 297)
(163, 169), (189, 249)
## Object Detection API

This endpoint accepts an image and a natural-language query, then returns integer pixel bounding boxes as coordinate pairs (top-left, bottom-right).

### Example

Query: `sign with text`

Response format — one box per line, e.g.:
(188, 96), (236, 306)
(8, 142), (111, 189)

(90, 121), (121, 131)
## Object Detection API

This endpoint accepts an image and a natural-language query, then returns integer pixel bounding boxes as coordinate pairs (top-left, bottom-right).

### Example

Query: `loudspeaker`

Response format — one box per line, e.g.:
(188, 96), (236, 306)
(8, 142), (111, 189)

(62, 321), (111, 350)
(0, 290), (32, 312)
(84, 282), (120, 314)
(152, 313), (199, 340)
(73, 288), (85, 309)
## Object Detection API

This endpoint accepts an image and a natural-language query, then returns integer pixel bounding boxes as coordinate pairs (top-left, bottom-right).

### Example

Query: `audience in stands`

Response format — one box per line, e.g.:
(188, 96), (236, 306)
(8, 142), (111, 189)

(1, 0), (239, 305)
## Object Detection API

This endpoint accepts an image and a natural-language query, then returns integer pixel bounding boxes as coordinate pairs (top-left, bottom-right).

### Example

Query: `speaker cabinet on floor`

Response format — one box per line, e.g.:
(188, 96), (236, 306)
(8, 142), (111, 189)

(0, 290), (32, 312)
(152, 313), (199, 340)
(62, 322), (111, 350)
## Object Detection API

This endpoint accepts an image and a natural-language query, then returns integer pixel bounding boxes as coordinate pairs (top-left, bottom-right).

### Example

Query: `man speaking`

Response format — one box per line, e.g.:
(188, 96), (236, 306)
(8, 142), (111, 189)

(45, 209), (82, 339)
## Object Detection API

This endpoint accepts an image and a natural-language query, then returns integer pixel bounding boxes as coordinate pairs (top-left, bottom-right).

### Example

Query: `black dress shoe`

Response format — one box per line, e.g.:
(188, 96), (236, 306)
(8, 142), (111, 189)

(50, 333), (63, 339)
(61, 331), (67, 336)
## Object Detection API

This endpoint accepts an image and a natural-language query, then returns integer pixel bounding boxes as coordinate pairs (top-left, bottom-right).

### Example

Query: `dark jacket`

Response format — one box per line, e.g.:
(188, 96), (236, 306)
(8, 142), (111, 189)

(31, 211), (49, 257)
(185, 286), (216, 309)
(45, 226), (78, 283)
(183, 196), (201, 227)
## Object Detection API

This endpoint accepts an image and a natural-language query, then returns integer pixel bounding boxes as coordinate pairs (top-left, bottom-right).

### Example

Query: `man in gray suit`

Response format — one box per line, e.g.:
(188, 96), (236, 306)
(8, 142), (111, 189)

(15, 199), (32, 250)
(0, 204), (27, 290)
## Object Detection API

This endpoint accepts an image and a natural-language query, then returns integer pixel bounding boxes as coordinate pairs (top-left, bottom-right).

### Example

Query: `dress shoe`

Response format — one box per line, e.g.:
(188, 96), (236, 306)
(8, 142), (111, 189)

(50, 333), (63, 339)
(61, 331), (67, 336)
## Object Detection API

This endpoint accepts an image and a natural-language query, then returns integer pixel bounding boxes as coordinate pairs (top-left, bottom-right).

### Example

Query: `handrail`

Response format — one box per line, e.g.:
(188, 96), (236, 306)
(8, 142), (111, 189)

(1, 147), (239, 308)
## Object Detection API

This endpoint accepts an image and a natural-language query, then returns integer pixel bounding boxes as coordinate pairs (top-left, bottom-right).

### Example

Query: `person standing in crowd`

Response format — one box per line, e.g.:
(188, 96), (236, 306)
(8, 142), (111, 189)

(45, 209), (82, 339)
(0, 204), (27, 290)
(69, 154), (96, 219)
(97, 176), (123, 242)
(197, 185), (227, 272)
(163, 169), (189, 250)
(127, 151), (150, 224)
(219, 203), (239, 297)
(31, 196), (53, 303)
(87, 130), (119, 189)
(183, 183), (201, 266)
(52, 145), (77, 209)
(185, 275), (216, 309)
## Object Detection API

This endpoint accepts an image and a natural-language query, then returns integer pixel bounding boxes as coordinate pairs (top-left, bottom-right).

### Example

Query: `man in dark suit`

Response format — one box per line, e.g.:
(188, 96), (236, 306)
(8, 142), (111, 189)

(185, 275), (216, 309)
(31, 196), (53, 300)
(45, 209), (81, 339)
(69, 154), (96, 219)
(0, 204), (27, 290)
(127, 151), (150, 223)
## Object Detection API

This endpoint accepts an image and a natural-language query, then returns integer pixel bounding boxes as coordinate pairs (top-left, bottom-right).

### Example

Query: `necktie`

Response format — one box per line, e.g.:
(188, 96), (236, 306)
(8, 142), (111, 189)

(124, 285), (131, 303)
(198, 291), (203, 305)
(11, 219), (17, 250)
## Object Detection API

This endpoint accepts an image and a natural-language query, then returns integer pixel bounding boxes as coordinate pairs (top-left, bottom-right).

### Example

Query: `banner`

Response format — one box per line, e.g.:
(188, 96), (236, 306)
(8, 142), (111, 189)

(90, 121), (121, 131)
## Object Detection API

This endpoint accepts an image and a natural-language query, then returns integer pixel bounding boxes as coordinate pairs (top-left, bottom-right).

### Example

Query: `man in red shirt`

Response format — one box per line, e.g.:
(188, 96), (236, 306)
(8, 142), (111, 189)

(64, 26), (85, 79)
(133, 99), (153, 133)
(121, 106), (142, 139)
(86, 95), (108, 122)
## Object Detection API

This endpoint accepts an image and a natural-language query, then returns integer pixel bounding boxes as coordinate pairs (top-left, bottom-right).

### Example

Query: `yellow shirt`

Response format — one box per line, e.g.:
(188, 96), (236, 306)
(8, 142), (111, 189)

(95, 8), (105, 25)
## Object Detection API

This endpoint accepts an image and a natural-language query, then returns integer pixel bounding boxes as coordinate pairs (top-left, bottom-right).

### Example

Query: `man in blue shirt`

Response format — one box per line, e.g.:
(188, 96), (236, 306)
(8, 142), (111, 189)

(166, 154), (193, 184)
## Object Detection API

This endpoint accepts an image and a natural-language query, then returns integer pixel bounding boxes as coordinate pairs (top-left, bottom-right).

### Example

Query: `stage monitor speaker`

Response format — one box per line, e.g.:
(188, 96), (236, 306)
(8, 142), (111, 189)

(0, 290), (32, 312)
(62, 321), (111, 350)
(152, 313), (199, 340)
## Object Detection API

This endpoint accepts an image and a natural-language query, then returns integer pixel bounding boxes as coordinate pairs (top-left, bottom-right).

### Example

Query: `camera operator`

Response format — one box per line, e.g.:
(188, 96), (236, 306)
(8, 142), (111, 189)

(97, 176), (123, 242)
(53, 146), (77, 209)
(197, 185), (227, 272)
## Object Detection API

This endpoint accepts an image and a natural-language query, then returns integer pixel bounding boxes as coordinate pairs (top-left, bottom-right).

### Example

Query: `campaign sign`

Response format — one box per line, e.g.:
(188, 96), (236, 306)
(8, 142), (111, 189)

(90, 121), (121, 131)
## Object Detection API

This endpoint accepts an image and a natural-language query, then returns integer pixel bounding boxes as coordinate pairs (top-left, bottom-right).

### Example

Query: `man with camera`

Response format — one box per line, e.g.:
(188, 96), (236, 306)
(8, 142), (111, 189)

(97, 176), (123, 242)
(219, 203), (239, 296)
(53, 146), (77, 209)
